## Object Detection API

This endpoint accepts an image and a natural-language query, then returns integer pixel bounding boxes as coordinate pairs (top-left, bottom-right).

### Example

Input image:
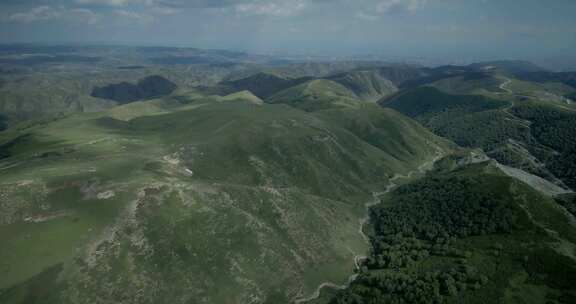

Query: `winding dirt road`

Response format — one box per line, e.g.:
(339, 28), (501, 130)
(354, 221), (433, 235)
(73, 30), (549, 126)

(499, 77), (513, 94)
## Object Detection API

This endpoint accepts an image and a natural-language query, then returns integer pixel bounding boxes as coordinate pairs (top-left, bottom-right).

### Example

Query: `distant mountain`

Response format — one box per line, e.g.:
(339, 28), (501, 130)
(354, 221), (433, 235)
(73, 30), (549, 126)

(327, 70), (398, 102)
(376, 65), (429, 87)
(266, 61), (387, 79)
(91, 75), (177, 103)
(468, 60), (547, 74)
(377, 65), (480, 89)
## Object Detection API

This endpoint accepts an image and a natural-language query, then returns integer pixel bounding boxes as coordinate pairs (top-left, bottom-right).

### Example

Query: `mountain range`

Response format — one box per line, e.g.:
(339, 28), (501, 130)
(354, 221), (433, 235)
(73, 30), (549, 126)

(1, 46), (576, 304)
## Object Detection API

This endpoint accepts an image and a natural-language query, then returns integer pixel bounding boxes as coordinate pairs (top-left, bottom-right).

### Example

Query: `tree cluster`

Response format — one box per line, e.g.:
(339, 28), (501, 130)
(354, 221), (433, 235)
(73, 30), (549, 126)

(331, 265), (488, 304)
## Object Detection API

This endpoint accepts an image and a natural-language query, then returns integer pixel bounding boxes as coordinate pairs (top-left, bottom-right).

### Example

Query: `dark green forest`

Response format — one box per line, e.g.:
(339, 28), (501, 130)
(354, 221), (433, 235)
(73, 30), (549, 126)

(328, 165), (576, 304)
(510, 103), (576, 189)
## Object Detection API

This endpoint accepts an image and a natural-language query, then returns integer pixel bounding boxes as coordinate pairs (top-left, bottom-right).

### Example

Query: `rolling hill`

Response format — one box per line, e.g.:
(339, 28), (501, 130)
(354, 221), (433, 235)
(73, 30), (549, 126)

(2, 51), (576, 304)
(327, 70), (398, 102)
(267, 79), (365, 112)
(382, 85), (576, 191)
(0, 94), (449, 304)
(426, 72), (504, 95)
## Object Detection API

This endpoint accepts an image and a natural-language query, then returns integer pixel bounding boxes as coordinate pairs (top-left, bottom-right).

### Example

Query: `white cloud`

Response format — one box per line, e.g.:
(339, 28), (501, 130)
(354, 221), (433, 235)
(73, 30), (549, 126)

(75, 0), (132, 6)
(114, 9), (154, 24)
(74, 0), (156, 6)
(7, 6), (62, 23)
(6, 5), (100, 24)
(69, 8), (100, 24)
(354, 0), (430, 21)
(355, 11), (379, 21)
(148, 6), (180, 15)
(376, 0), (428, 14)
(234, 0), (307, 17)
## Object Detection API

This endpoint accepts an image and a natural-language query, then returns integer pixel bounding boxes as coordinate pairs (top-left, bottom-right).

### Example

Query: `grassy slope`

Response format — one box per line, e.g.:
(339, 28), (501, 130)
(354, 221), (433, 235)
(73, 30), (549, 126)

(0, 97), (448, 304)
(327, 70), (398, 102)
(0, 61), (257, 128)
(428, 72), (576, 106)
(267, 79), (365, 112)
(427, 73), (503, 95)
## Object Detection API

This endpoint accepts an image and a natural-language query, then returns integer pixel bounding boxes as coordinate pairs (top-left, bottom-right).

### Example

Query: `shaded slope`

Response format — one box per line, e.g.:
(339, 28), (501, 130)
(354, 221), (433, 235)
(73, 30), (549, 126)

(220, 72), (312, 99)
(90, 75), (177, 103)
(382, 87), (505, 119)
(515, 71), (576, 91)
(427, 72), (504, 95)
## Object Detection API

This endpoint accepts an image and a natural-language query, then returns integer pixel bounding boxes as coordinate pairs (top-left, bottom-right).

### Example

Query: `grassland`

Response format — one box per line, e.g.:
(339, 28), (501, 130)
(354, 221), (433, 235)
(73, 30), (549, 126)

(0, 91), (449, 304)
(267, 79), (365, 112)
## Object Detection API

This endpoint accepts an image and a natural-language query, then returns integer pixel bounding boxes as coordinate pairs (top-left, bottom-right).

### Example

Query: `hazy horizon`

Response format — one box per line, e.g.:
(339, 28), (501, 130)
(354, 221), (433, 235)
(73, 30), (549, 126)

(1, 0), (575, 69)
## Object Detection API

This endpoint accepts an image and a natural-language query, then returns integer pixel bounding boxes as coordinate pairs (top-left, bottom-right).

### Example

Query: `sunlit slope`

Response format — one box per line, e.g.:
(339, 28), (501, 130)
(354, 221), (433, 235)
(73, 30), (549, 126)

(0, 98), (449, 304)
(426, 71), (576, 104)
(267, 79), (364, 112)
(327, 70), (398, 102)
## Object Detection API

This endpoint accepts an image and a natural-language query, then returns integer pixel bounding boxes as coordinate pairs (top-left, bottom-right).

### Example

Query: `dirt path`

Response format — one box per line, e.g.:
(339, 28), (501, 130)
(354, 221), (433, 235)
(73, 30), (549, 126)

(294, 150), (444, 304)
(495, 78), (532, 127)
(499, 77), (513, 94)
(498, 77), (575, 112)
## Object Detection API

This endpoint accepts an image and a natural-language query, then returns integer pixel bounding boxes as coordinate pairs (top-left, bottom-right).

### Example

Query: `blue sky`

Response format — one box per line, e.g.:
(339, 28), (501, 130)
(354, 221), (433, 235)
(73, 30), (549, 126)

(0, 0), (575, 63)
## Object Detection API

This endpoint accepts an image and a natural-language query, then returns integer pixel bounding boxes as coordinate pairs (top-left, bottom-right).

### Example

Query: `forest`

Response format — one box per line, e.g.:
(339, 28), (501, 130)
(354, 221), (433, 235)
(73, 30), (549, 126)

(327, 166), (576, 304)
(510, 103), (576, 189)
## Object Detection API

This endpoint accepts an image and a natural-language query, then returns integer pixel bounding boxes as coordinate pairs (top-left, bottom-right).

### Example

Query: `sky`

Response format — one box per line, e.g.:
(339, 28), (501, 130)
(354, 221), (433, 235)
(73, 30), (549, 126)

(0, 0), (575, 65)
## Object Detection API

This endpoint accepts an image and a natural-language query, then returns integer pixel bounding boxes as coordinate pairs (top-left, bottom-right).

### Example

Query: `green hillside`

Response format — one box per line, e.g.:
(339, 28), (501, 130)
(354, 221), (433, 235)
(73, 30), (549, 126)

(267, 79), (364, 112)
(321, 160), (576, 304)
(382, 87), (506, 119)
(427, 73), (504, 95)
(382, 87), (576, 190)
(327, 70), (398, 102)
(0, 97), (448, 304)
(2, 49), (575, 304)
